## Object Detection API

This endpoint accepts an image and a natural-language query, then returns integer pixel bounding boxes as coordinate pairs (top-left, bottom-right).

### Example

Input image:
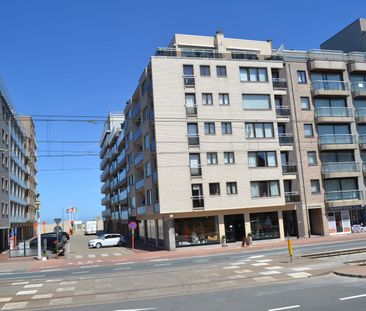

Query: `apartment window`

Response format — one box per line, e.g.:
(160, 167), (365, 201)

(304, 124), (314, 137)
(250, 180), (280, 198)
(240, 67), (268, 82)
(145, 161), (151, 177)
(221, 122), (232, 134)
(307, 151), (317, 166)
(204, 122), (216, 135)
(245, 122), (274, 138)
(226, 182), (237, 194)
(207, 152), (218, 165)
(202, 93), (213, 105)
(209, 183), (220, 195)
(224, 152), (235, 164)
(146, 189), (153, 205)
(301, 97), (310, 110)
(200, 65), (210, 77)
(297, 71), (307, 84)
(248, 151), (277, 168)
(1, 177), (4, 191)
(216, 66), (227, 77)
(183, 65), (194, 76)
(185, 93), (196, 106)
(311, 180), (321, 194)
(242, 94), (271, 110)
(219, 93), (230, 105)
(189, 153), (201, 176)
(144, 134), (150, 151)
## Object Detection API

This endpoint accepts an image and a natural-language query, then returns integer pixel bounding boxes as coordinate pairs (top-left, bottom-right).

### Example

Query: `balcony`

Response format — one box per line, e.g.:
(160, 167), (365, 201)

(154, 202), (160, 213)
(325, 190), (364, 208)
(118, 189), (128, 203)
(278, 133), (294, 145)
(137, 205), (146, 215)
(311, 81), (349, 97)
(188, 134), (200, 147)
(285, 192), (301, 203)
(111, 194), (119, 205)
(152, 171), (158, 183)
(101, 180), (110, 194)
(275, 106), (291, 118)
(190, 165), (202, 177)
(282, 163), (297, 175)
(359, 135), (366, 149)
(131, 102), (141, 120)
(363, 163), (366, 176)
(322, 162), (361, 178)
(135, 177), (145, 191)
(318, 134), (356, 150)
(117, 170), (127, 187)
(101, 194), (110, 206)
(307, 59), (347, 72)
(272, 78), (287, 89)
(100, 150), (110, 170)
(314, 107), (353, 123)
(185, 105), (197, 117)
(117, 149), (126, 166)
(134, 153), (144, 167)
(355, 109), (366, 123)
(183, 75), (195, 88)
(133, 127), (142, 143)
(351, 82), (366, 97)
(348, 54), (366, 72)
(192, 195), (204, 210)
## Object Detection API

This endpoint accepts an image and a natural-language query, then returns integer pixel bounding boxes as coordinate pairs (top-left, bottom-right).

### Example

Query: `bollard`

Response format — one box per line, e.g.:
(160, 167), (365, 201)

(287, 238), (293, 263)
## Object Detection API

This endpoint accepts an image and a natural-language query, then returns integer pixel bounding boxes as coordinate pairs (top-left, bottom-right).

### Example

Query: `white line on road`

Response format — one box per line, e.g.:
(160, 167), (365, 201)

(40, 269), (66, 272)
(88, 254), (96, 258)
(11, 282), (29, 286)
(115, 261), (135, 265)
(79, 265), (99, 269)
(24, 283), (43, 288)
(268, 305), (300, 311)
(0, 298), (12, 302)
(113, 308), (158, 311)
(71, 271), (89, 275)
(114, 267), (132, 271)
(150, 258), (169, 262)
(2, 301), (28, 310)
(16, 290), (38, 296)
(154, 263), (171, 267)
(339, 293), (366, 301)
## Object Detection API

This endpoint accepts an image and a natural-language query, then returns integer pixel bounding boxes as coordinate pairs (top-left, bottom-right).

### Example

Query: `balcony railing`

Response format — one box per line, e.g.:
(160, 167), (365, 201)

(272, 78), (287, 89)
(118, 189), (128, 202)
(360, 135), (366, 145)
(356, 108), (366, 120)
(192, 195), (204, 209)
(275, 106), (291, 117)
(285, 192), (301, 203)
(190, 165), (202, 177)
(188, 134), (200, 146)
(185, 105), (197, 116)
(131, 102), (141, 119)
(322, 162), (360, 174)
(154, 202), (160, 213)
(282, 163), (297, 174)
(135, 177), (145, 190)
(325, 190), (363, 202)
(315, 107), (352, 118)
(134, 153), (144, 166)
(311, 80), (349, 91)
(137, 205), (146, 215)
(318, 134), (355, 145)
(183, 75), (195, 87)
(278, 133), (294, 145)
(351, 82), (366, 93)
(133, 127), (142, 142)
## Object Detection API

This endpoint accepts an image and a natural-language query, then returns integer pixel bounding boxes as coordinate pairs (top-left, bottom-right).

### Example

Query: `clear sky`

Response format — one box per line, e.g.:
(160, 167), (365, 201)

(0, 0), (365, 223)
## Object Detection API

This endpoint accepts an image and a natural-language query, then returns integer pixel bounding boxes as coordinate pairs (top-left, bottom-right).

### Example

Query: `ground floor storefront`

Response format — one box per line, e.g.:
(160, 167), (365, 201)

(327, 206), (366, 234)
(0, 228), (8, 252)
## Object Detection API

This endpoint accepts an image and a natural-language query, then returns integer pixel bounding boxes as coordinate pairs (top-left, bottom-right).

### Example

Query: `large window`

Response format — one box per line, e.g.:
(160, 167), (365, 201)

(224, 152), (235, 164)
(185, 94), (196, 107)
(248, 151), (277, 168)
(216, 66), (227, 77)
(221, 122), (232, 134)
(240, 67), (268, 82)
(297, 71), (307, 83)
(207, 152), (218, 165)
(209, 183), (220, 195)
(243, 94), (271, 110)
(183, 65), (194, 76)
(314, 98), (346, 108)
(301, 97), (310, 110)
(307, 151), (317, 166)
(204, 122), (216, 135)
(200, 65), (210, 77)
(219, 93), (230, 105)
(250, 180), (280, 198)
(250, 212), (280, 240)
(245, 122), (274, 138)
(311, 180), (321, 194)
(202, 93), (213, 105)
(226, 182), (237, 194)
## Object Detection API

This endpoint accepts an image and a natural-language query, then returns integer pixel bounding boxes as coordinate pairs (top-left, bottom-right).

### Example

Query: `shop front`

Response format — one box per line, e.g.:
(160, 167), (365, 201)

(328, 206), (366, 234)
(250, 211), (280, 240)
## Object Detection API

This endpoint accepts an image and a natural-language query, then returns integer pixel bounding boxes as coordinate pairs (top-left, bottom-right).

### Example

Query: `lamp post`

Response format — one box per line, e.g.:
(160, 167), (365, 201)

(35, 194), (41, 260)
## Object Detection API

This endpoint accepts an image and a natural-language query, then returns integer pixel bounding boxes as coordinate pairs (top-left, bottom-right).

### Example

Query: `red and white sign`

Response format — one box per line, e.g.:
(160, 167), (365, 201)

(66, 207), (76, 213)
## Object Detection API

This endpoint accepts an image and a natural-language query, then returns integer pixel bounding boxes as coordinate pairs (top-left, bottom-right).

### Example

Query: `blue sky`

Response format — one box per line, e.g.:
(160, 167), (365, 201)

(0, 0), (365, 223)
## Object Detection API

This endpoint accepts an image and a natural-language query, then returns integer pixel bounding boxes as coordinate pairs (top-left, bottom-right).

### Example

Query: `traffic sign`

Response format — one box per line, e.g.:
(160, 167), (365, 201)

(54, 218), (62, 225)
(128, 221), (137, 230)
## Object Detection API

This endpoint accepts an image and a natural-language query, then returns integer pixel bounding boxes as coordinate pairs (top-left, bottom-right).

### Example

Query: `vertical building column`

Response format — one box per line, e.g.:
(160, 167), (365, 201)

(244, 212), (251, 236)
(278, 210), (285, 241)
(218, 214), (225, 240)
(155, 219), (159, 248)
(163, 217), (176, 251)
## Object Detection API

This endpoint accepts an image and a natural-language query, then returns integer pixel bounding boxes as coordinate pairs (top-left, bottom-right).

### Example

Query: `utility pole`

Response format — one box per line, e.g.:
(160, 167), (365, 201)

(35, 194), (41, 260)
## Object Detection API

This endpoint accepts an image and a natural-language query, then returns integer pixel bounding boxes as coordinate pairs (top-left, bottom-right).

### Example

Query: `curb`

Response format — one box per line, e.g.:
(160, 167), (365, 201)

(333, 271), (366, 279)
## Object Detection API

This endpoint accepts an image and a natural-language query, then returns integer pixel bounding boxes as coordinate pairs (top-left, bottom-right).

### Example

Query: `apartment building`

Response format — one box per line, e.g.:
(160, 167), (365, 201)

(101, 25), (366, 250)
(0, 80), (38, 252)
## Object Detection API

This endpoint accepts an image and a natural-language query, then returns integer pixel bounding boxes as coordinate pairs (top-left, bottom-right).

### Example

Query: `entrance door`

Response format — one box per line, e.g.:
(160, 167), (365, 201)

(224, 214), (245, 243)
(335, 211), (343, 233)
(283, 210), (298, 237)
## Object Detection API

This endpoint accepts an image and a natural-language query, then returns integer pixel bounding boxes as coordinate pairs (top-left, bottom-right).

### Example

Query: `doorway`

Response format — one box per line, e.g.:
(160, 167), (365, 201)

(309, 208), (324, 235)
(283, 210), (298, 237)
(224, 214), (245, 243)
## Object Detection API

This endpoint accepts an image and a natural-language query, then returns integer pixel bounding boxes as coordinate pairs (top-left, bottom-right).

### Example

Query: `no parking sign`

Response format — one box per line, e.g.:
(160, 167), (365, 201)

(128, 221), (137, 230)
(128, 222), (137, 250)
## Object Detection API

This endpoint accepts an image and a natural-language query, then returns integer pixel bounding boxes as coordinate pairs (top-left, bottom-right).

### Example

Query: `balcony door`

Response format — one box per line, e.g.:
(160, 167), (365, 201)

(324, 178), (358, 192)
(317, 124), (351, 135)
(311, 72), (342, 81)
(187, 123), (198, 136)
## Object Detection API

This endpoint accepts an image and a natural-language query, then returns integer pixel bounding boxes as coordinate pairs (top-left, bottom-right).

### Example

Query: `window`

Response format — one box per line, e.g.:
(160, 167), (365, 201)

(216, 66), (227, 77)
(245, 122), (274, 138)
(221, 122), (232, 134)
(202, 93), (213, 105)
(183, 65), (194, 76)
(204, 122), (216, 135)
(311, 180), (321, 194)
(297, 71), (307, 83)
(144, 134), (150, 151)
(189, 153), (201, 176)
(200, 65), (210, 77)
(224, 152), (235, 164)
(145, 161), (151, 177)
(219, 93), (230, 105)
(226, 182), (237, 194)
(248, 151), (277, 168)
(185, 94), (196, 107)
(207, 152), (218, 165)
(307, 152), (317, 166)
(146, 189), (153, 205)
(304, 124), (314, 137)
(240, 67), (268, 82)
(301, 97), (310, 110)
(250, 180), (280, 198)
(243, 94), (271, 110)
(209, 183), (220, 195)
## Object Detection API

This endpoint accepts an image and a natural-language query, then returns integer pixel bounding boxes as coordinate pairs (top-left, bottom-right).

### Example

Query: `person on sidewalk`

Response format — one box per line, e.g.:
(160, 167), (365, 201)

(242, 233), (253, 247)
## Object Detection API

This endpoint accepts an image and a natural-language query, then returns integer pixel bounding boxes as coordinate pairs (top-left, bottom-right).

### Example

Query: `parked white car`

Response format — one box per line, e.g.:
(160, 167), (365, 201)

(88, 233), (126, 248)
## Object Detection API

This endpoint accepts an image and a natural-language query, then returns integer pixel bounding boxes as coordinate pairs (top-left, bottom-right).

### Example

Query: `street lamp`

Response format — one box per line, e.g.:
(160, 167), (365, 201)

(35, 194), (41, 260)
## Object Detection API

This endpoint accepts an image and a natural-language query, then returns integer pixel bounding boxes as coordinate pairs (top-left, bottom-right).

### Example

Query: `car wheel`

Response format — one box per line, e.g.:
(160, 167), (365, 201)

(96, 242), (102, 249)
(117, 241), (122, 247)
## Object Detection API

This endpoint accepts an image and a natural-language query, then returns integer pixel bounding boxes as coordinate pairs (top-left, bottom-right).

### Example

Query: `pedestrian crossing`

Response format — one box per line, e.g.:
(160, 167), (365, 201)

(67, 250), (131, 260)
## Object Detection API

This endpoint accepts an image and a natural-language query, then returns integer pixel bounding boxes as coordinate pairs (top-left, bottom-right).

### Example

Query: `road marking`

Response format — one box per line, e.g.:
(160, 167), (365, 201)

(256, 259), (273, 263)
(71, 271), (89, 275)
(41, 268), (66, 272)
(115, 261), (135, 265)
(291, 267), (312, 272)
(0, 273), (12, 276)
(56, 287), (75, 292)
(194, 259), (209, 263)
(45, 279), (62, 283)
(80, 265), (99, 269)
(16, 290), (38, 295)
(60, 281), (77, 286)
(11, 281), (29, 286)
(268, 305), (300, 311)
(253, 276), (276, 282)
(233, 269), (252, 274)
(154, 263), (171, 267)
(75, 255), (83, 259)
(248, 255), (264, 259)
(32, 294), (54, 299)
(252, 263), (269, 266)
(265, 266), (284, 270)
(339, 293), (366, 301)
(113, 309), (157, 311)
(24, 283), (43, 288)
(223, 266), (239, 269)
(88, 254), (96, 258)
(113, 253), (122, 256)
(114, 267), (132, 271)
(287, 272), (311, 278)
(0, 298), (11, 302)
(49, 297), (73, 306)
(261, 271), (281, 276)
(101, 253), (109, 257)
(150, 258), (169, 262)
(2, 301), (28, 310)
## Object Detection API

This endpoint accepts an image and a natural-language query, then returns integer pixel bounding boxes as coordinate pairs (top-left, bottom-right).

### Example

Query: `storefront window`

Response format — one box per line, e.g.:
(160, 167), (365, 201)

(175, 216), (219, 247)
(158, 219), (164, 246)
(146, 219), (156, 242)
(250, 212), (280, 240)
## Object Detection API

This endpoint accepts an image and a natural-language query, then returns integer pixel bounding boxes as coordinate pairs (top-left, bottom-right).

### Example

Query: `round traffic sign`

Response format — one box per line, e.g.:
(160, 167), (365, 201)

(128, 221), (137, 230)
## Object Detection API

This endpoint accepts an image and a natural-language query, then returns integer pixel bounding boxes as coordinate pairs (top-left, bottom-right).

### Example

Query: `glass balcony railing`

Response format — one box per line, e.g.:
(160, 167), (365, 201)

(134, 153), (144, 166)
(325, 190), (362, 201)
(190, 166), (202, 177)
(131, 102), (141, 119)
(137, 205), (146, 215)
(188, 134), (200, 146)
(118, 189), (127, 202)
(272, 78), (287, 89)
(133, 127), (142, 142)
(275, 106), (291, 117)
(322, 162), (360, 174)
(282, 163), (297, 174)
(183, 75), (195, 87)
(318, 134), (355, 145)
(285, 192), (301, 203)
(185, 105), (197, 116)
(315, 107), (352, 118)
(135, 177), (145, 190)
(360, 135), (366, 145)
(311, 80), (349, 92)
(278, 133), (294, 145)
(351, 82), (366, 93)
(192, 195), (204, 209)
(356, 108), (366, 120)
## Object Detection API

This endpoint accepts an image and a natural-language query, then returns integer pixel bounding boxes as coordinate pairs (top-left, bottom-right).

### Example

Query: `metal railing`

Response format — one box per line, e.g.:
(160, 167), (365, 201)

(311, 80), (349, 92)
(275, 106), (291, 117)
(282, 163), (297, 174)
(351, 82), (366, 93)
(272, 78), (287, 89)
(188, 134), (200, 146)
(192, 195), (204, 209)
(322, 162), (360, 174)
(318, 134), (355, 145)
(325, 190), (363, 201)
(185, 105), (197, 116)
(278, 133), (294, 145)
(183, 75), (195, 87)
(190, 165), (202, 176)
(285, 192), (301, 203)
(307, 49), (346, 61)
(315, 107), (352, 118)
